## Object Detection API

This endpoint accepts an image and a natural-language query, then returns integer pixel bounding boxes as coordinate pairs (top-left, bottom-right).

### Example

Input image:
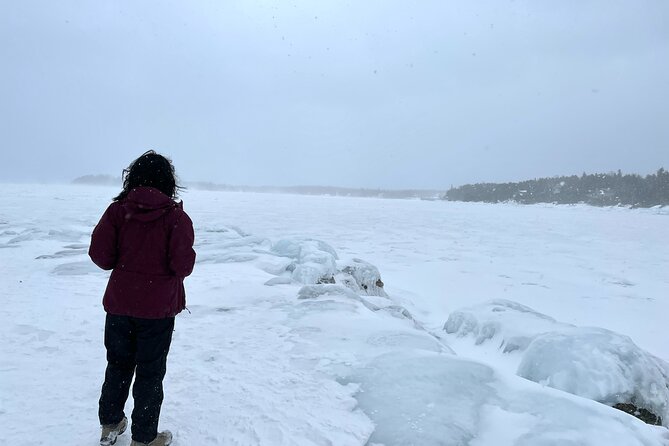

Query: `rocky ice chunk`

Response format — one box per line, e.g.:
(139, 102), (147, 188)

(270, 239), (389, 296)
(443, 299), (565, 352)
(336, 258), (388, 297)
(297, 284), (424, 330)
(444, 299), (669, 427)
(517, 327), (669, 426)
(271, 238), (339, 284)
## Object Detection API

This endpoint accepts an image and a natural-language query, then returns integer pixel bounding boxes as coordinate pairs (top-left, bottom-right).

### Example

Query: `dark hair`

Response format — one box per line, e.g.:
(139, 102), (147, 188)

(114, 150), (183, 201)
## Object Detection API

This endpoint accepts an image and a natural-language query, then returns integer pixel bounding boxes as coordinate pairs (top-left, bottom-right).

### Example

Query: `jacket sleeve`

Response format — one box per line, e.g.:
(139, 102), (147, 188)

(89, 203), (119, 270)
(168, 210), (196, 278)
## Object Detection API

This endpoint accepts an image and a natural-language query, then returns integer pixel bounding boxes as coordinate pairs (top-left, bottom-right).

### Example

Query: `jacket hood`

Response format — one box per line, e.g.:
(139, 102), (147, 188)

(124, 187), (181, 222)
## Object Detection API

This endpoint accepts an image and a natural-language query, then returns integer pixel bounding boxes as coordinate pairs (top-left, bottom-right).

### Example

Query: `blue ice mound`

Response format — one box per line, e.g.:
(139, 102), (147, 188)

(517, 327), (669, 426)
(444, 299), (669, 426)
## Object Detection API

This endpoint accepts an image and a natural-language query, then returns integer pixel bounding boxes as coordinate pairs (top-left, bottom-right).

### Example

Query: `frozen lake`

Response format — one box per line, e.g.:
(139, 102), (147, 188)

(1, 184), (668, 445)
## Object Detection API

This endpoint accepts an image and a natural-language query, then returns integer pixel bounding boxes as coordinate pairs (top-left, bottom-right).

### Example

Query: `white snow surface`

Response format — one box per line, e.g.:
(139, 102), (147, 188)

(1, 184), (668, 445)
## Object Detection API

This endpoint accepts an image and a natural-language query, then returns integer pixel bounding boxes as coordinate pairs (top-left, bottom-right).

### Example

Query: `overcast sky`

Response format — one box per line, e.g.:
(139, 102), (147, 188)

(1, 1), (668, 189)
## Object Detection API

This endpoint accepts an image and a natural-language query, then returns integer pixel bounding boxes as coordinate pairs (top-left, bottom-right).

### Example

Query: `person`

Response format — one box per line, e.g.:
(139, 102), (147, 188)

(89, 150), (196, 446)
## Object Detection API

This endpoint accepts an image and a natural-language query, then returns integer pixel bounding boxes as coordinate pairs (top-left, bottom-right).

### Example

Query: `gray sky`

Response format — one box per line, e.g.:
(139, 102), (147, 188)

(2, 0), (668, 189)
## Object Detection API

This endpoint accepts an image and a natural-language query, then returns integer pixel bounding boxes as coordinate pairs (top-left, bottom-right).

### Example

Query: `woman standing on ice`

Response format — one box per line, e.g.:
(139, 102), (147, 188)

(89, 151), (196, 446)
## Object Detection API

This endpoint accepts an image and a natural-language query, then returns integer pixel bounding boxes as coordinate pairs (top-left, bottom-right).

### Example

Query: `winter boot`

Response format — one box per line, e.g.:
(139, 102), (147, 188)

(100, 416), (127, 446)
(130, 430), (173, 446)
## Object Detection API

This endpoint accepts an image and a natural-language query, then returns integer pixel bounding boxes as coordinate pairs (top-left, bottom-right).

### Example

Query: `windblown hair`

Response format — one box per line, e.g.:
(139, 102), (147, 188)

(114, 150), (183, 201)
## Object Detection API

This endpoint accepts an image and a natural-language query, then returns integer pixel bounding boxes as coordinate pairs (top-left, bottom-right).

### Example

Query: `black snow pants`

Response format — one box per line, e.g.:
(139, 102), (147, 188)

(99, 314), (174, 443)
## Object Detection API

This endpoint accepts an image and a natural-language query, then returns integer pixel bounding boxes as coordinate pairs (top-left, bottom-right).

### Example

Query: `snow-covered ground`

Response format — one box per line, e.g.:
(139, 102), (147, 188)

(1, 184), (668, 445)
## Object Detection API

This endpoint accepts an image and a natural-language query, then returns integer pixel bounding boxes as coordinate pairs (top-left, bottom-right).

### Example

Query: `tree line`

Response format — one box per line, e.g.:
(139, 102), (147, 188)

(444, 169), (669, 207)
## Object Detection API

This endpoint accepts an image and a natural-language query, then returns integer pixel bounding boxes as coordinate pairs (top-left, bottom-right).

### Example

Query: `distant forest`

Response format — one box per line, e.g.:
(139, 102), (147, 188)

(444, 169), (669, 207)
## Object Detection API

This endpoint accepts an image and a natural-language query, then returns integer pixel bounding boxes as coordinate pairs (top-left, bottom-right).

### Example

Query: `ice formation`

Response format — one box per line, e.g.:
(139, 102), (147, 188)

(270, 238), (389, 297)
(444, 299), (669, 426)
(517, 327), (669, 426)
(272, 238), (339, 284)
(336, 258), (388, 297)
(443, 299), (567, 352)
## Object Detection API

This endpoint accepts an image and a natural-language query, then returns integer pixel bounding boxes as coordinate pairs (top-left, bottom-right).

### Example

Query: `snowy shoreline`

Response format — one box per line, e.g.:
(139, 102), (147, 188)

(1, 184), (667, 445)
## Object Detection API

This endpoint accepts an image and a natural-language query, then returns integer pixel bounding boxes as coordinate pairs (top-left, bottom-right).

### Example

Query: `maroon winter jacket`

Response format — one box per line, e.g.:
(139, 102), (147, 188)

(89, 187), (196, 319)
